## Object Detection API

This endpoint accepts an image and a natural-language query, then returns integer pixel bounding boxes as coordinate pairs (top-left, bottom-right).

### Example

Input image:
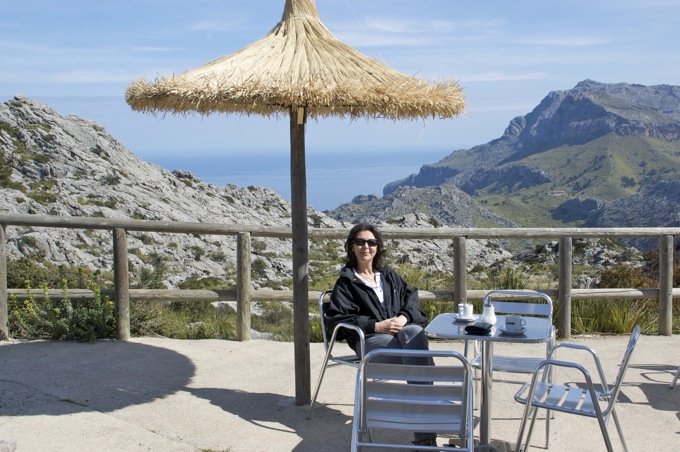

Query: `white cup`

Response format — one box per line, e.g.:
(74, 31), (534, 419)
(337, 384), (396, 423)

(458, 303), (474, 319)
(505, 315), (526, 331)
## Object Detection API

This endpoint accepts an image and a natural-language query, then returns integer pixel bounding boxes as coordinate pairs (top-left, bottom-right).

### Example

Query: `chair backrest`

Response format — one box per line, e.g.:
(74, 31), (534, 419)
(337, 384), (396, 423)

(318, 290), (333, 351)
(317, 289), (365, 361)
(356, 349), (474, 450)
(484, 289), (553, 319)
(607, 325), (641, 404)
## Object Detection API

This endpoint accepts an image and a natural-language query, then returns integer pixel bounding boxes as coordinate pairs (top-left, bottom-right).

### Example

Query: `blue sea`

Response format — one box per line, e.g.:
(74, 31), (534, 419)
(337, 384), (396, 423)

(147, 147), (452, 211)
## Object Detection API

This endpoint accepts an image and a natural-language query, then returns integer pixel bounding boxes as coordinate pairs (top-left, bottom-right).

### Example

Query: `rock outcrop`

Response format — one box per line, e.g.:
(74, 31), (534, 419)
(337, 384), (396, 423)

(0, 96), (341, 288)
(0, 96), (511, 286)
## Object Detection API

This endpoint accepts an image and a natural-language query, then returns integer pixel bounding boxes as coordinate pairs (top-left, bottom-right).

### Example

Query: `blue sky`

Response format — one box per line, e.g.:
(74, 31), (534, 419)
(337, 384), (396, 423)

(2, 0), (680, 207)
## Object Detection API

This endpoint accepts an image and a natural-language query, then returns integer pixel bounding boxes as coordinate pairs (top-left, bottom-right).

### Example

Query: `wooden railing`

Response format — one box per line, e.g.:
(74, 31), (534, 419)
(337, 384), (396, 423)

(1, 213), (678, 340)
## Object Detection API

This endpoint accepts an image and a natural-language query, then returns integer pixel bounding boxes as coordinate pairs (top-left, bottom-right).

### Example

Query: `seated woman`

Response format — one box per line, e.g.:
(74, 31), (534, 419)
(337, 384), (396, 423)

(325, 223), (436, 448)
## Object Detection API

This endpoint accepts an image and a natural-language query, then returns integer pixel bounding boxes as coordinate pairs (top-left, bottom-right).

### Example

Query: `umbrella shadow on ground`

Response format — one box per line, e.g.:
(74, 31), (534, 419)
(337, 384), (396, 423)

(0, 340), (194, 416)
(188, 387), (353, 451)
(188, 387), (487, 451)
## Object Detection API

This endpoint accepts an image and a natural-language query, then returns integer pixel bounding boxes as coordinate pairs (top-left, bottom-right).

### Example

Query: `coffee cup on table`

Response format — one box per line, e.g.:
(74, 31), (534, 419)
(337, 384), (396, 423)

(458, 303), (474, 319)
(505, 315), (526, 331)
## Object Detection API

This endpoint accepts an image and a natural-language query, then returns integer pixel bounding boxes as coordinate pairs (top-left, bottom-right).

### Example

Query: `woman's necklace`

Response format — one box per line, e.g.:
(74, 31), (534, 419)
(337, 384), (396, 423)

(354, 269), (384, 303)
(356, 271), (380, 289)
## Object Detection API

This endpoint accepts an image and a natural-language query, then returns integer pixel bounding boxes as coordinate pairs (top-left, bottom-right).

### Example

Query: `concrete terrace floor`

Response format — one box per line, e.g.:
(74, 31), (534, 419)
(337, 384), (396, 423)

(0, 333), (678, 451)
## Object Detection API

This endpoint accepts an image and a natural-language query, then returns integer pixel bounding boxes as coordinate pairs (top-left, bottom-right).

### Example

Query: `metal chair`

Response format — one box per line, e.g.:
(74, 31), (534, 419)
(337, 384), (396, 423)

(671, 365), (680, 389)
(514, 325), (640, 452)
(351, 349), (475, 452)
(468, 290), (555, 444)
(469, 290), (555, 373)
(307, 290), (365, 418)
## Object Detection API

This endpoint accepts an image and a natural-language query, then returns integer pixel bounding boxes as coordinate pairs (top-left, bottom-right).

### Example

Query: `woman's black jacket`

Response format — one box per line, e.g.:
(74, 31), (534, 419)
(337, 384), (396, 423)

(325, 265), (427, 350)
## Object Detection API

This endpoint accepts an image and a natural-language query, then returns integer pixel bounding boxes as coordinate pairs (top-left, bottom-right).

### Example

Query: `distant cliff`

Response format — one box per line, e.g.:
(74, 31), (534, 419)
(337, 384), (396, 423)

(326, 185), (516, 229)
(373, 80), (680, 229)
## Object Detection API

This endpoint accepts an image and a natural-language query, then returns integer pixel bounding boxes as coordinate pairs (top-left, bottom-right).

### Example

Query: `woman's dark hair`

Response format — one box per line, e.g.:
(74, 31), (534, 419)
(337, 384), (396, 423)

(343, 223), (386, 271)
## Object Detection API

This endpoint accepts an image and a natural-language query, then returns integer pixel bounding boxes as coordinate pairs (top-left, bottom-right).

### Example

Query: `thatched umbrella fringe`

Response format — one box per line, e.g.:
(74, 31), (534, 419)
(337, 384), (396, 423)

(127, 80), (464, 119)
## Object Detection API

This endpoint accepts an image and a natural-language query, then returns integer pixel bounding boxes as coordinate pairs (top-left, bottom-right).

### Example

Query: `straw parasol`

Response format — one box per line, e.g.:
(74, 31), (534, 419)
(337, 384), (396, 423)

(126, 0), (465, 405)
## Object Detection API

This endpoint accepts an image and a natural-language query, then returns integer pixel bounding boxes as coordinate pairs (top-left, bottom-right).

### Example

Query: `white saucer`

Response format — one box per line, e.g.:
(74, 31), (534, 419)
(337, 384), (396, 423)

(499, 326), (526, 336)
(453, 313), (479, 323)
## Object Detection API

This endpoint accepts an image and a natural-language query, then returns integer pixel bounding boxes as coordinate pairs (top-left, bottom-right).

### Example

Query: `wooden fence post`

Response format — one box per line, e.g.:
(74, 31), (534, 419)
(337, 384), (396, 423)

(236, 232), (252, 341)
(113, 228), (130, 340)
(558, 236), (573, 339)
(453, 236), (467, 305)
(659, 235), (674, 336)
(0, 224), (7, 338)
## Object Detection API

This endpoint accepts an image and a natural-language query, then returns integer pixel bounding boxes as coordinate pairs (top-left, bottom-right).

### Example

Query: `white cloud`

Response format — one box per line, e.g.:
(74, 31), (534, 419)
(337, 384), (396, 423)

(591, 0), (680, 10)
(363, 18), (417, 34)
(334, 30), (427, 48)
(52, 70), (140, 84)
(515, 36), (609, 47)
(459, 72), (550, 83)
(330, 15), (506, 50)
(431, 20), (454, 33)
(190, 20), (228, 31)
(132, 47), (178, 53)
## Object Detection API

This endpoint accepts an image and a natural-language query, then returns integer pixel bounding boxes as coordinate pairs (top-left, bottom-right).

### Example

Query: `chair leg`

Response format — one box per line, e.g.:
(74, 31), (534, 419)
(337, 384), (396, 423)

(541, 365), (553, 448)
(351, 370), (366, 452)
(307, 349), (334, 418)
(595, 411), (615, 452)
(515, 403), (537, 452)
(671, 365), (680, 389)
(467, 340), (482, 410)
(474, 370), (481, 410)
(610, 408), (629, 452)
(350, 427), (358, 452)
(523, 405), (540, 451)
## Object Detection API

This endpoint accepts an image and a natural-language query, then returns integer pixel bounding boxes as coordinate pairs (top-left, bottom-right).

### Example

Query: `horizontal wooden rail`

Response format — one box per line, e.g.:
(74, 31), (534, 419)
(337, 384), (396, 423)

(1, 213), (677, 340)
(2, 213), (680, 239)
(7, 287), (679, 303)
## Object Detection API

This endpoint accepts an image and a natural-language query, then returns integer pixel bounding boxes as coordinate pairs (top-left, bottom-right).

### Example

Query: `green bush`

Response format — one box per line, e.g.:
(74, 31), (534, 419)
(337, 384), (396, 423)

(7, 256), (112, 289)
(179, 276), (233, 290)
(130, 300), (237, 340)
(8, 280), (115, 341)
(250, 302), (294, 340)
(480, 266), (529, 290)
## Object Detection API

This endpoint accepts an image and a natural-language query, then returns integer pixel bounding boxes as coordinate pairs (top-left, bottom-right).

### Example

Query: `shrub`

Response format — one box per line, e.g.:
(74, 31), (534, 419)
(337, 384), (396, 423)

(480, 266), (529, 290)
(8, 280), (115, 341)
(179, 276), (233, 290)
(251, 302), (294, 340)
(7, 256), (112, 289)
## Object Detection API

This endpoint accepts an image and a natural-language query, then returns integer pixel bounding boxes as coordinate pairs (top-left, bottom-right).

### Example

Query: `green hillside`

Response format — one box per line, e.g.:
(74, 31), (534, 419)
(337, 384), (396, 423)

(473, 134), (680, 227)
(353, 81), (680, 230)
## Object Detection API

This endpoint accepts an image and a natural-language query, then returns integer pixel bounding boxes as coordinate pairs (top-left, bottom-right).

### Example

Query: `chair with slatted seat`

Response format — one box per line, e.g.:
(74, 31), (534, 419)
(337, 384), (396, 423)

(469, 290), (555, 375)
(513, 325), (640, 452)
(351, 348), (475, 451)
(468, 290), (555, 444)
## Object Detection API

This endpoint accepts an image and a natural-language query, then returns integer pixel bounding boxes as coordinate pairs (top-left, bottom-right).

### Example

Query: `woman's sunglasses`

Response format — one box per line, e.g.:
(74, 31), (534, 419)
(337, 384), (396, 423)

(352, 238), (378, 247)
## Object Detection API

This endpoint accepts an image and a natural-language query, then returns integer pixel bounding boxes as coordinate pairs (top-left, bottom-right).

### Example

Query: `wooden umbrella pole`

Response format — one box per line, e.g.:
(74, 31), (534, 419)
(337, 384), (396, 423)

(290, 107), (311, 405)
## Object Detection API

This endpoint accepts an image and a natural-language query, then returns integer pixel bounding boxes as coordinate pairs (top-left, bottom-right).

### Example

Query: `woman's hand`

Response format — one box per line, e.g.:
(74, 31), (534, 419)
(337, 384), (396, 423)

(376, 315), (408, 335)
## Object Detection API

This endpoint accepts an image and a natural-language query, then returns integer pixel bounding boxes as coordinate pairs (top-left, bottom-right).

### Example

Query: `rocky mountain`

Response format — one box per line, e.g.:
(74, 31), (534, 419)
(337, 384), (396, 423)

(360, 80), (680, 230)
(0, 96), (509, 288)
(327, 185), (517, 228)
